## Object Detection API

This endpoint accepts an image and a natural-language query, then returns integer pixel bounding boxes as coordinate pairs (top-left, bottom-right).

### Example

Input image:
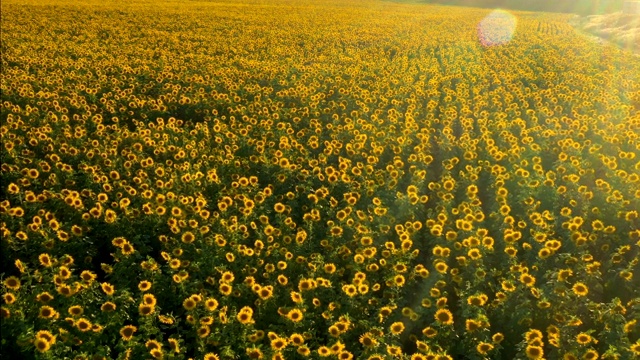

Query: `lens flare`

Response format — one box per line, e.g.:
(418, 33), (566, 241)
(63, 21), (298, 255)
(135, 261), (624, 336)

(477, 9), (517, 47)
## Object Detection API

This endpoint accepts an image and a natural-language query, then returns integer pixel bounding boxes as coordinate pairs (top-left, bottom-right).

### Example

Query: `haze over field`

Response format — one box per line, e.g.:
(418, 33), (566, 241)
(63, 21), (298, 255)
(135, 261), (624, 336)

(419, 0), (629, 15)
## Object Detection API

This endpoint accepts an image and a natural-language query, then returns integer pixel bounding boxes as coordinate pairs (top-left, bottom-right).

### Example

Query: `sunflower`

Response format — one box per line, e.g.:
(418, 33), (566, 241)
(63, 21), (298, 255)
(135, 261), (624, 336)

(525, 329), (543, 342)
(219, 283), (232, 296)
(39, 306), (58, 319)
(467, 295), (488, 306)
(246, 347), (264, 359)
(76, 318), (92, 332)
(328, 325), (341, 337)
(120, 325), (137, 341)
(557, 269), (573, 281)
(139, 304), (155, 316)
(197, 325), (211, 338)
(198, 353), (220, 360)
(80, 271), (97, 283)
(477, 342), (494, 355)
(3, 276), (21, 290)
(576, 333), (592, 345)
(285, 308), (303, 322)
(138, 280), (152, 292)
(119, 242), (134, 256)
(624, 320), (637, 333)
(237, 307), (255, 325)
(183, 297), (197, 311)
(390, 321), (405, 335)
(159, 315), (174, 324)
(520, 273), (536, 287)
(386, 345), (402, 356)
(205, 297), (219, 311)
(168, 338), (180, 353)
(101, 301), (116, 312)
(434, 309), (454, 325)
(143, 294), (157, 307)
(290, 333), (305, 346)
(342, 284), (357, 297)
(101, 282), (115, 296)
(468, 248), (482, 260)
(297, 346), (311, 356)
(39, 253), (53, 267)
(277, 274), (288, 286)
(359, 333), (377, 347)
(35, 330), (56, 345)
(434, 261), (448, 274)
(150, 348), (163, 359)
(572, 282), (588, 296)
(466, 319), (481, 332)
(68, 305), (83, 317)
(493, 333), (505, 343)
(143, 340), (161, 351)
(259, 286), (274, 300)
(271, 337), (288, 351)
(274, 202), (286, 213)
(526, 345), (544, 359)
(221, 271), (235, 283)
(198, 316), (214, 326)
(34, 337), (51, 353)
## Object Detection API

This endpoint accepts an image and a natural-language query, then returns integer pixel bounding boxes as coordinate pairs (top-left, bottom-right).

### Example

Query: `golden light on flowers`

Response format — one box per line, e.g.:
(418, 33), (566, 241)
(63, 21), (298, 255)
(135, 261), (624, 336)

(2, 0), (640, 357)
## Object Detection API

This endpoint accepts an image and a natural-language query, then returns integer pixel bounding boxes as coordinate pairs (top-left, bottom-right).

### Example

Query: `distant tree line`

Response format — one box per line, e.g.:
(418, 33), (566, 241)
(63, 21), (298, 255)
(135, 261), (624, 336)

(421, 0), (626, 15)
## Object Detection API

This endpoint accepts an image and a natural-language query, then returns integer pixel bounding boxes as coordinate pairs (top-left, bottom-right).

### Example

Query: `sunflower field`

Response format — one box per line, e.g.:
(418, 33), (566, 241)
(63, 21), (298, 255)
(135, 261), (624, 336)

(1, 0), (640, 359)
